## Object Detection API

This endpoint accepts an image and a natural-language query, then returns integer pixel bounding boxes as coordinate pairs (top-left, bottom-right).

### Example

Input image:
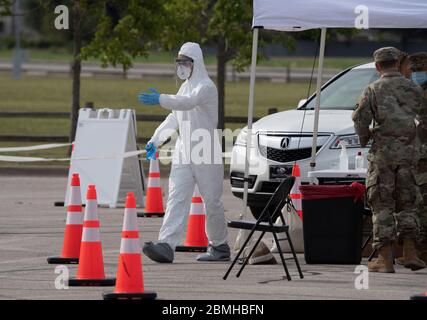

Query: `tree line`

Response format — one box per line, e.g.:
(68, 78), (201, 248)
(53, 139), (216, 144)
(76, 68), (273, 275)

(0, 0), (361, 147)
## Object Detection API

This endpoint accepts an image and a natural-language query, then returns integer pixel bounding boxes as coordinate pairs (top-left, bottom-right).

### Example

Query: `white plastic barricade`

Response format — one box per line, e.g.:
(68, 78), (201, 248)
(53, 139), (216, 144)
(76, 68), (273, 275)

(65, 108), (145, 208)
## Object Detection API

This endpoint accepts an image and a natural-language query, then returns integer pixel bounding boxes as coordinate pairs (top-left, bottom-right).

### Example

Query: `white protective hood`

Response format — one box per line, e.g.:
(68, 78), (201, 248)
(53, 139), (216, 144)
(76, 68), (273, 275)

(154, 42), (220, 165)
(178, 42), (213, 89)
(253, 0), (427, 31)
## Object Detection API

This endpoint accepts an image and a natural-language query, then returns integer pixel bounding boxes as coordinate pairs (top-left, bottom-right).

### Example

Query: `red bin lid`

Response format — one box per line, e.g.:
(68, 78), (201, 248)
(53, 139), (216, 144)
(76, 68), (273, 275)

(299, 182), (365, 201)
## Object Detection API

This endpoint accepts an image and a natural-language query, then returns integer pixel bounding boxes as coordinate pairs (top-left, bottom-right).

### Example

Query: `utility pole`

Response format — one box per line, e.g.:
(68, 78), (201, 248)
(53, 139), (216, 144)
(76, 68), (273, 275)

(12, 0), (22, 79)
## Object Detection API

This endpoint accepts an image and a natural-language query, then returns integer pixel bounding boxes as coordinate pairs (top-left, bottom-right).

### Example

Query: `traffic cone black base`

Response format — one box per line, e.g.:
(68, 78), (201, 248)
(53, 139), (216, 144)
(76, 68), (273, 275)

(68, 278), (116, 287)
(103, 292), (157, 300)
(47, 256), (78, 264)
(175, 245), (207, 252)
(138, 211), (164, 218)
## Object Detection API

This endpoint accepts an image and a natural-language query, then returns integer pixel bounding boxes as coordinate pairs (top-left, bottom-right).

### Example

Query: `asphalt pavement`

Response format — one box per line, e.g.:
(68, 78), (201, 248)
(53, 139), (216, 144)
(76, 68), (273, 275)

(0, 175), (425, 300)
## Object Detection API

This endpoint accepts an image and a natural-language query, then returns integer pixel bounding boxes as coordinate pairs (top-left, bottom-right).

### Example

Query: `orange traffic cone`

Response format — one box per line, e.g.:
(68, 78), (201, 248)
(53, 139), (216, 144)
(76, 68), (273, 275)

(68, 185), (115, 286)
(103, 192), (157, 300)
(139, 153), (164, 218)
(176, 185), (208, 252)
(48, 173), (83, 264)
(290, 164), (303, 219)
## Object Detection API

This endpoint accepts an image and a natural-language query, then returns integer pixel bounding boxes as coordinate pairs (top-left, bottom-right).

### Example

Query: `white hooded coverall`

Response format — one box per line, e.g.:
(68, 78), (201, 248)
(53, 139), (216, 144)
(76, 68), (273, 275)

(149, 42), (228, 250)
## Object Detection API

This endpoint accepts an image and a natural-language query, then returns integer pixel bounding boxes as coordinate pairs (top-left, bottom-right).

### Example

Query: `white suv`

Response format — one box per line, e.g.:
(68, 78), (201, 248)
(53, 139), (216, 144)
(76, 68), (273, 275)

(230, 62), (379, 215)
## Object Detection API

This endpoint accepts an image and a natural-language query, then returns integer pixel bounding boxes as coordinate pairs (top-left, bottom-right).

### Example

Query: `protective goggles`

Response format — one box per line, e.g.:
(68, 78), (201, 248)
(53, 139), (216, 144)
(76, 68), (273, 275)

(175, 58), (193, 68)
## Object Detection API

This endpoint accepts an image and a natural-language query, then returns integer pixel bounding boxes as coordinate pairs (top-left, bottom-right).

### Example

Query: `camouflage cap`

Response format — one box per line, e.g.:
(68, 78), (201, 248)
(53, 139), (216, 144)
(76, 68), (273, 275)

(408, 52), (427, 70)
(373, 47), (400, 63)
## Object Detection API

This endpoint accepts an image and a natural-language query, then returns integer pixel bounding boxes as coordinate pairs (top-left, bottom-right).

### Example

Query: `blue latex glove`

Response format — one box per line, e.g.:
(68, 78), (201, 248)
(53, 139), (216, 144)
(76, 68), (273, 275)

(138, 88), (160, 105)
(145, 142), (157, 160)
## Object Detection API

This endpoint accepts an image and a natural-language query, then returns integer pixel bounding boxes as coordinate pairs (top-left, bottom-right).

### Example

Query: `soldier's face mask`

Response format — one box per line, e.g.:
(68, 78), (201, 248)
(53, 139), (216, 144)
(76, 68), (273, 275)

(411, 71), (427, 86)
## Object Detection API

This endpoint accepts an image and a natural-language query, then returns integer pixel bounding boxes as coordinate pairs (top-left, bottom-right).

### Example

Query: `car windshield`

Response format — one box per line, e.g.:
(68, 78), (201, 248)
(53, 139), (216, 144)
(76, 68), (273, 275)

(302, 68), (380, 110)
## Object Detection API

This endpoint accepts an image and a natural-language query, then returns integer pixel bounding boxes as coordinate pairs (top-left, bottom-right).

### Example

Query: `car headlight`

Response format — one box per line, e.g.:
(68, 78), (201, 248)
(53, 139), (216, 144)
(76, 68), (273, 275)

(330, 134), (370, 149)
(235, 129), (247, 146)
(234, 129), (256, 147)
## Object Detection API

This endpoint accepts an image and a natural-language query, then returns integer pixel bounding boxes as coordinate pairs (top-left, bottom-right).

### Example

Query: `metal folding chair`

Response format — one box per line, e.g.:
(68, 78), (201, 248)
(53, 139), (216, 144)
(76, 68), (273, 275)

(223, 176), (304, 281)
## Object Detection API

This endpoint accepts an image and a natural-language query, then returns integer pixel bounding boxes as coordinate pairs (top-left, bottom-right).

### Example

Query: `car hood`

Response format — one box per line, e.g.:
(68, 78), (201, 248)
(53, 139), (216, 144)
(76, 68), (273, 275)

(252, 109), (356, 135)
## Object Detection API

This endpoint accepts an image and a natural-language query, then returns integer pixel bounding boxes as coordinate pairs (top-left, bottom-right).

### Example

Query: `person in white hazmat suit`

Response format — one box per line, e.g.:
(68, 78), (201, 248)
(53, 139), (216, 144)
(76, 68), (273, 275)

(138, 42), (230, 263)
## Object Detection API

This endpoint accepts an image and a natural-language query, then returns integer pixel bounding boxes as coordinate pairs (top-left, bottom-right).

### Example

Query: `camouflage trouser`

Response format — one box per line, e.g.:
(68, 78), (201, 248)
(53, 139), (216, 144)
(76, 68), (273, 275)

(416, 158), (427, 245)
(366, 160), (421, 250)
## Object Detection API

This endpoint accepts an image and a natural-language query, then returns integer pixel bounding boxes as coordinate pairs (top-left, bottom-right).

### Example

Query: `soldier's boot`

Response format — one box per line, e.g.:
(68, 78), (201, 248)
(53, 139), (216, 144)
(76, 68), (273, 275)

(403, 240), (426, 271)
(418, 243), (427, 265)
(396, 244), (427, 265)
(368, 245), (395, 273)
(395, 256), (405, 265)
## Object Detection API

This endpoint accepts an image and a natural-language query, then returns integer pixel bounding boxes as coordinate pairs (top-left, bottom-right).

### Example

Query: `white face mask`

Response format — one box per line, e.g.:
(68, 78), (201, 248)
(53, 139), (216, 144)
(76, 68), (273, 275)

(177, 65), (192, 80)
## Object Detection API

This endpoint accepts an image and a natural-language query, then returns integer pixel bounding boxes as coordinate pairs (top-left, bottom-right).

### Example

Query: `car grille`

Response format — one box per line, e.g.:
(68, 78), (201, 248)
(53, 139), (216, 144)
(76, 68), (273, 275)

(259, 181), (309, 193)
(259, 145), (321, 163)
(230, 172), (257, 189)
(259, 181), (281, 193)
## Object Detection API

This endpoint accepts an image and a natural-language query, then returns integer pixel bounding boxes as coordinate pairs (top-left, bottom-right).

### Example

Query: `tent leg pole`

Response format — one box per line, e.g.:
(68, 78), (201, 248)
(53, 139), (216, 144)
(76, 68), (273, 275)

(241, 27), (259, 218)
(233, 27), (259, 251)
(309, 27), (327, 184)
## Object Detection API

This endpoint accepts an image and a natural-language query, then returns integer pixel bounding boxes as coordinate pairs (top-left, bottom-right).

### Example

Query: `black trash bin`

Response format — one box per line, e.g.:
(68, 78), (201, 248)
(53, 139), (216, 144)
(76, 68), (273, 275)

(300, 182), (365, 264)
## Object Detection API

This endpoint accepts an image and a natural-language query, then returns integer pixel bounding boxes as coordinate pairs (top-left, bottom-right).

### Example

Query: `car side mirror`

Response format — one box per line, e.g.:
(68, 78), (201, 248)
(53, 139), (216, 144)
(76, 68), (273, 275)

(297, 99), (307, 108)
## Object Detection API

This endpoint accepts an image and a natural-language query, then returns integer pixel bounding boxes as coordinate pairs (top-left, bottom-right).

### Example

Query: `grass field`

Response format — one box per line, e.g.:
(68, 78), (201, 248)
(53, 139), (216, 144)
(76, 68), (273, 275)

(0, 48), (370, 69)
(0, 74), (316, 168)
(0, 74), (314, 115)
(0, 74), (314, 136)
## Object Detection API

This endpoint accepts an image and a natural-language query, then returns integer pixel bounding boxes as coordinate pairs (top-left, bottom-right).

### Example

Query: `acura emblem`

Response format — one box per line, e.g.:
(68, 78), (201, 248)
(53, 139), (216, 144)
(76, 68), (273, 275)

(280, 137), (290, 149)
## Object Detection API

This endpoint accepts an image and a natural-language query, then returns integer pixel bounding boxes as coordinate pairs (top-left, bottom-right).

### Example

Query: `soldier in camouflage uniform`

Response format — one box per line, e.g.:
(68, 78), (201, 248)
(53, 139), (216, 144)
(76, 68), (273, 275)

(409, 52), (427, 264)
(352, 47), (426, 273)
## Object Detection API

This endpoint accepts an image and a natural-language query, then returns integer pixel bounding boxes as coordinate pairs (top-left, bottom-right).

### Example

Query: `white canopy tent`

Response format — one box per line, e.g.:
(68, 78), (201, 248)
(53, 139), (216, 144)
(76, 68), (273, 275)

(253, 0), (427, 31)
(240, 0), (427, 220)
